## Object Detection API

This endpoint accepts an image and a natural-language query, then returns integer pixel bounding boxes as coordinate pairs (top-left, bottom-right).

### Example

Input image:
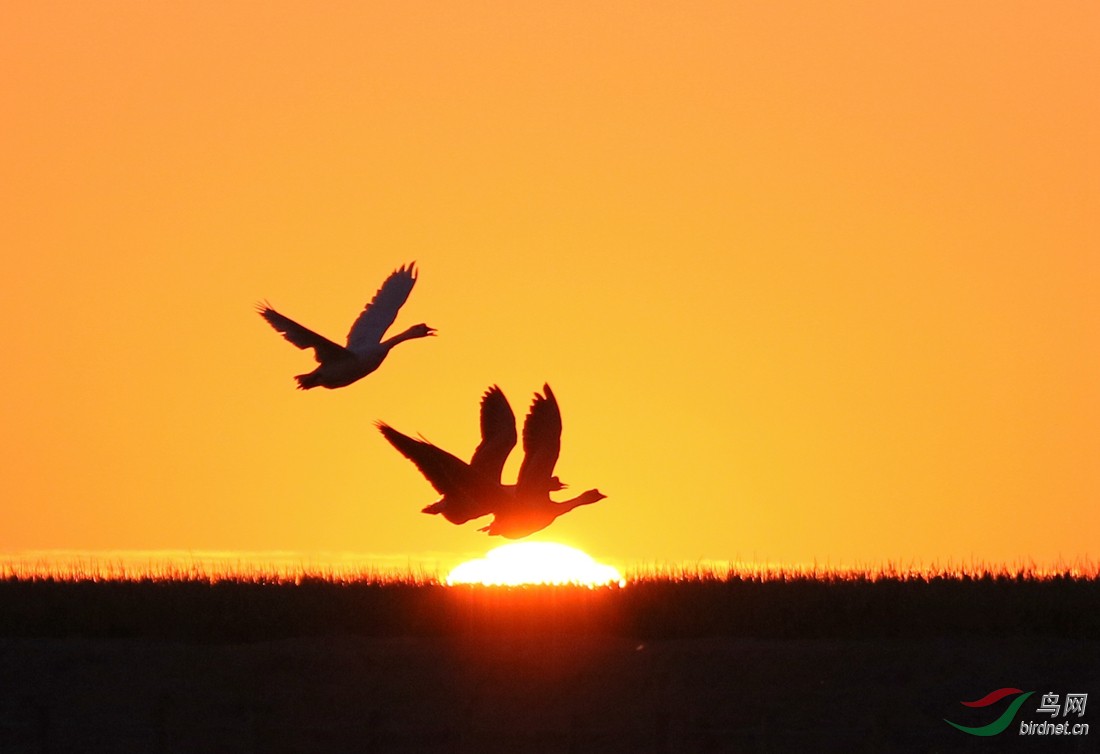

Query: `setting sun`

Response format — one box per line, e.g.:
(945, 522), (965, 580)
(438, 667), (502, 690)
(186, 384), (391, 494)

(446, 543), (624, 587)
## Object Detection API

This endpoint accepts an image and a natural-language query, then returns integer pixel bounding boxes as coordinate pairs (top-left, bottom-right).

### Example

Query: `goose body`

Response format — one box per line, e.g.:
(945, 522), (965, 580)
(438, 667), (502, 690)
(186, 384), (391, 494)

(378, 386), (520, 524)
(259, 263), (435, 389)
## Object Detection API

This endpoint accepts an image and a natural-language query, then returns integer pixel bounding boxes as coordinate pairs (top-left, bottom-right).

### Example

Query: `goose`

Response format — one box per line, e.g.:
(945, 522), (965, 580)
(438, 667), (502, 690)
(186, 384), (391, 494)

(258, 262), (435, 389)
(479, 384), (606, 539)
(377, 386), (564, 525)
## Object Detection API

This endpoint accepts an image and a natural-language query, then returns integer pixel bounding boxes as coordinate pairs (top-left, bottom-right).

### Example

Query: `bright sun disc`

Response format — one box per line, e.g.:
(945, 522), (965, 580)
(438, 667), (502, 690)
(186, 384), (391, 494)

(446, 542), (624, 587)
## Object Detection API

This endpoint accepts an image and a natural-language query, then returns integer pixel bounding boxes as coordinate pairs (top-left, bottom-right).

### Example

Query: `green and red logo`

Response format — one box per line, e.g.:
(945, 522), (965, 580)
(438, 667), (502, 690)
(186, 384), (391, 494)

(945, 688), (1034, 736)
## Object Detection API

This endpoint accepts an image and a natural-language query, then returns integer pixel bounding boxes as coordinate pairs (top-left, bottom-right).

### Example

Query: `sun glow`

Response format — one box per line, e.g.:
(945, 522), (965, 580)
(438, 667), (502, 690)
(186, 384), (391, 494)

(446, 543), (625, 587)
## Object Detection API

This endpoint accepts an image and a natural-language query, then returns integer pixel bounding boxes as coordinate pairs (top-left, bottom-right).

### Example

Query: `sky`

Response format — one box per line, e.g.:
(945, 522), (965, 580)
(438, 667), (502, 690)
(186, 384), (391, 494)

(2, 2), (1097, 571)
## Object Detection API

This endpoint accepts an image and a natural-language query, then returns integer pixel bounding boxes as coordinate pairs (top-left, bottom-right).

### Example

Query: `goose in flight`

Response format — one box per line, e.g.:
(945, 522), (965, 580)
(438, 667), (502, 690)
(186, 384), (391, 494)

(258, 262), (434, 389)
(377, 386), (564, 525)
(479, 384), (606, 539)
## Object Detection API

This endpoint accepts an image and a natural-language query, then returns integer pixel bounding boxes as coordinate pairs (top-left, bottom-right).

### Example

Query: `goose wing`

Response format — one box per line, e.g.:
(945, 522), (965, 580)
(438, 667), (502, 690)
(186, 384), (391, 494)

(515, 384), (562, 497)
(469, 386), (517, 482)
(257, 303), (352, 364)
(377, 422), (469, 496)
(346, 263), (419, 353)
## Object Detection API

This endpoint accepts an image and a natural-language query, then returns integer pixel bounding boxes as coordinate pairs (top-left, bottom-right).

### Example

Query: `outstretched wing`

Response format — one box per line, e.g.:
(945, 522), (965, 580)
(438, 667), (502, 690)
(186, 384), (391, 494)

(516, 384), (562, 497)
(469, 385), (517, 482)
(377, 422), (469, 496)
(257, 303), (351, 364)
(347, 263), (419, 353)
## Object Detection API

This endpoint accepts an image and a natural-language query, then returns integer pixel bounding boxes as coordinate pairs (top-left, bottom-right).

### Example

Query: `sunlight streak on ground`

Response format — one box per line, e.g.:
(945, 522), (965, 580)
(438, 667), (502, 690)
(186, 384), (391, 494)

(446, 542), (625, 587)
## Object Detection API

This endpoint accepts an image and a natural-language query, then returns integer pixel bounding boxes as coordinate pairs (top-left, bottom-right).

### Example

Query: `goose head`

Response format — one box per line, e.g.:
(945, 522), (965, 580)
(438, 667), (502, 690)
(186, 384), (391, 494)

(408, 323), (437, 338)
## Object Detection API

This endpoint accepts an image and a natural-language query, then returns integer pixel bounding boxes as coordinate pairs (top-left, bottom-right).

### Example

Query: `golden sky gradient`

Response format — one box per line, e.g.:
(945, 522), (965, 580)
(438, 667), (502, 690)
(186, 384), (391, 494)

(2, 2), (1096, 568)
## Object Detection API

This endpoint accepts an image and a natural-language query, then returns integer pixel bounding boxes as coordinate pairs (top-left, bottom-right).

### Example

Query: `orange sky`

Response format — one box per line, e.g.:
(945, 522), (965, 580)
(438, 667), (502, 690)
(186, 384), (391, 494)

(1, 2), (1097, 570)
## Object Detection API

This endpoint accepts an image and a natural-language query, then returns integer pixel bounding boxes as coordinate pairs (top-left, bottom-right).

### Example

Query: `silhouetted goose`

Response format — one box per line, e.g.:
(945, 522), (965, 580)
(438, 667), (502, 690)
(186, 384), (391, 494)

(479, 384), (606, 539)
(378, 386), (565, 525)
(258, 262), (435, 389)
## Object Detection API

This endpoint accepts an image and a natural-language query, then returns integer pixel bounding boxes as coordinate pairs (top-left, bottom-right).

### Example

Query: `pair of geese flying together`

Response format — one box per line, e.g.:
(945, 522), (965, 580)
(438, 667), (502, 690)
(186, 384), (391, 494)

(379, 385), (606, 538)
(258, 263), (606, 538)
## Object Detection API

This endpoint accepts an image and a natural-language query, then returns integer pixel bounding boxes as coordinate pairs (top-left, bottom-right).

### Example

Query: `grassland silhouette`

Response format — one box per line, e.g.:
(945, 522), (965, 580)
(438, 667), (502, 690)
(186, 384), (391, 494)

(3, 565), (1096, 642)
(3, 565), (1097, 752)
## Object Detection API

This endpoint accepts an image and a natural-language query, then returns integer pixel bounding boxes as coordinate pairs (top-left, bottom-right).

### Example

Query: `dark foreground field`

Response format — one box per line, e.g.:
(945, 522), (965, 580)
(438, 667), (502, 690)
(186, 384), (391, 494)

(1, 575), (1097, 752)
